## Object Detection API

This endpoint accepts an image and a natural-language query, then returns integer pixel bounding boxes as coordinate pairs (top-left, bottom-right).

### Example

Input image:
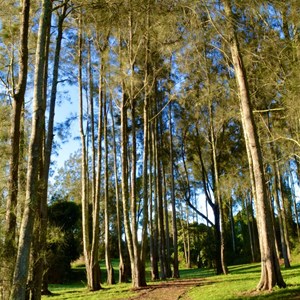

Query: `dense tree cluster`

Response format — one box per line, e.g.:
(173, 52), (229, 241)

(0, 0), (299, 299)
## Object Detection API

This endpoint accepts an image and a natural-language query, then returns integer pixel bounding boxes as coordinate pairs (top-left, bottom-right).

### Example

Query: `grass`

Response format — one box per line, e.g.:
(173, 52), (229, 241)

(42, 260), (300, 299)
(187, 263), (300, 300)
(42, 283), (135, 299)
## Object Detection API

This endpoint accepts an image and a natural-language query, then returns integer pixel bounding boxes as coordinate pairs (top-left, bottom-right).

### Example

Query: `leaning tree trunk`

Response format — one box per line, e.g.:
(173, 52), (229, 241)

(223, 0), (286, 290)
(10, 1), (52, 299)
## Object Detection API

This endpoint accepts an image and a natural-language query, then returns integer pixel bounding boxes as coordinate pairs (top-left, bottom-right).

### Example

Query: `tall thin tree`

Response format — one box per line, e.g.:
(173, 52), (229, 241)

(3, 0), (30, 295)
(10, 0), (53, 298)
(223, 0), (286, 290)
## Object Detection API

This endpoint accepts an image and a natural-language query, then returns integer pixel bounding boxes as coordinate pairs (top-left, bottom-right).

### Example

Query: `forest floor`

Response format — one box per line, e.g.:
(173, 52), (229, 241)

(44, 260), (300, 300)
(128, 278), (206, 300)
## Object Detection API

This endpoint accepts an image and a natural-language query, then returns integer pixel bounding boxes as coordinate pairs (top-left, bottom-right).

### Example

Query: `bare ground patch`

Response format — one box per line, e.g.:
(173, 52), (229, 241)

(126, 278), (206, 300)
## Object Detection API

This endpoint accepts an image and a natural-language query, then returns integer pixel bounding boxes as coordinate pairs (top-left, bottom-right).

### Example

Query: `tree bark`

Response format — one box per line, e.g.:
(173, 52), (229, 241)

(169, 102), (179, 278)
(272, 156), (290, 268)
(163, 165), (172, 277)
(149, 118), (159, 280)
(140, 1), (150, 284)
(209, 101), (228, 275)
(104, 92), (115, 285)
(78, 17), (101, 291)
(110, 96), (127, 283)
(30, 12), (51, 300)
(223, 0), (286, 290)
(194, 127), (222, 274)
(156, 107), (167, 280)
(3, 0), (30, 296)
(10, 1), (52, 299)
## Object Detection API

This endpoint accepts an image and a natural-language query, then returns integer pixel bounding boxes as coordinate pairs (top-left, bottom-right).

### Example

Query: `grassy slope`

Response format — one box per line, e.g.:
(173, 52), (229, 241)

(43, 258), (300, 299)
(186, 263), (300, 300)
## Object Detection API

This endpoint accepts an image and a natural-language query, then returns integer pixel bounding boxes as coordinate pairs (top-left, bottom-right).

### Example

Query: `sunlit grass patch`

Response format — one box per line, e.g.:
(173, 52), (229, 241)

(43, 259), (300, 299)
(187, 263), (300, 300)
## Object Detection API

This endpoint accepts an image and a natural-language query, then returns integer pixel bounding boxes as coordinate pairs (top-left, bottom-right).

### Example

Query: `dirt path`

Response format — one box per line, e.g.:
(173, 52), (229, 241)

(127, 278), (205, 300)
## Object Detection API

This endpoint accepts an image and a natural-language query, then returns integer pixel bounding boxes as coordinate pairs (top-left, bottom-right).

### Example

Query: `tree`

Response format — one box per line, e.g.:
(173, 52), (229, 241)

(47, 200), (81, 284)
(10, 0), (53, 298)
(77, 13), (101, 291)
(30, 2), (72, 297)
(222, 0), (286, 290)
(169, 101), (179, 278)
(3, 0), (30, 296)
(110, 96), (128, 283)
(104, 85), (115, 285)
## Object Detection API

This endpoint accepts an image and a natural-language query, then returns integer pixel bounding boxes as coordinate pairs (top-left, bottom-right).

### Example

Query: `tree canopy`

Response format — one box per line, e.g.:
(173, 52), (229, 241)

(0, 0), (299, 299)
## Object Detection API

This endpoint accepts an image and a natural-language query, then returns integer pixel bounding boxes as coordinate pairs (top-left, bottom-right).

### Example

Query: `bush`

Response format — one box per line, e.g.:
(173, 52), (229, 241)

(46, 201), (81, 283)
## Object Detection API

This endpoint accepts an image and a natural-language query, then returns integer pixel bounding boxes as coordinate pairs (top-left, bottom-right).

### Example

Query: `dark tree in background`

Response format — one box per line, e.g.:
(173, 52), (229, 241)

(47, 200), (81, 284)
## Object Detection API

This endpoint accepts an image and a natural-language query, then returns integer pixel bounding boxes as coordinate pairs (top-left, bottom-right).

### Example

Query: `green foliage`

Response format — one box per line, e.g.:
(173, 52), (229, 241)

(47, 200), (82, 284)
(178, 220), (217, 269)
(49, 152), (82, 204)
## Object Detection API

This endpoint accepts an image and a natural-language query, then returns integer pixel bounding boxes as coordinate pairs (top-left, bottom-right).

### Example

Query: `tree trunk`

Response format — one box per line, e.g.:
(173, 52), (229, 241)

(10, 1), (52, 299)
(140, 23), (150, 285)
(30, 13), (51, 300)
(163, 165), (172, 277)
(179, 202), (189, 267)
(194, 129), (222, 274)
(223, 0), (286, 290)
(121, 89), (137, 286)
(39, 4), (69, 295)
(169, 102), (179, 278)
(209, 102), (228, 275)
(290, 164), (300, 242)
(78, 17), (101, 291)
(155, 110), (167, 280)
(229, 198), (236, 255)
(272, 158), (290, 268)
(104, 92), (115, 285)
(79, 21), (91, 291)
(241, 104), (261, 263)
(276, 165), (291, 262)
(186, 205), (191, 269)
(3, 0), (30, 296)
(110, 96), (127, 283)
(245, 194), (255, 262)
(150, 119), (159, 280)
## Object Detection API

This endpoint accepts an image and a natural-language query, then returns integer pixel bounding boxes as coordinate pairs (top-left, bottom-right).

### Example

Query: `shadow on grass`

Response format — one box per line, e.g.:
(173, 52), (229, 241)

(229, 263), (261, 274)
(234, 284), (300, 300)
(179, 267), (215, 279)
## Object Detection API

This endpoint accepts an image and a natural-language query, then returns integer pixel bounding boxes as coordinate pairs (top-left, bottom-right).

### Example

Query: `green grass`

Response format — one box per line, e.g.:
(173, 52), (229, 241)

(187, 263), (300, 300)
(42, 260), (300, 299)
(42, 283), (135, 300)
